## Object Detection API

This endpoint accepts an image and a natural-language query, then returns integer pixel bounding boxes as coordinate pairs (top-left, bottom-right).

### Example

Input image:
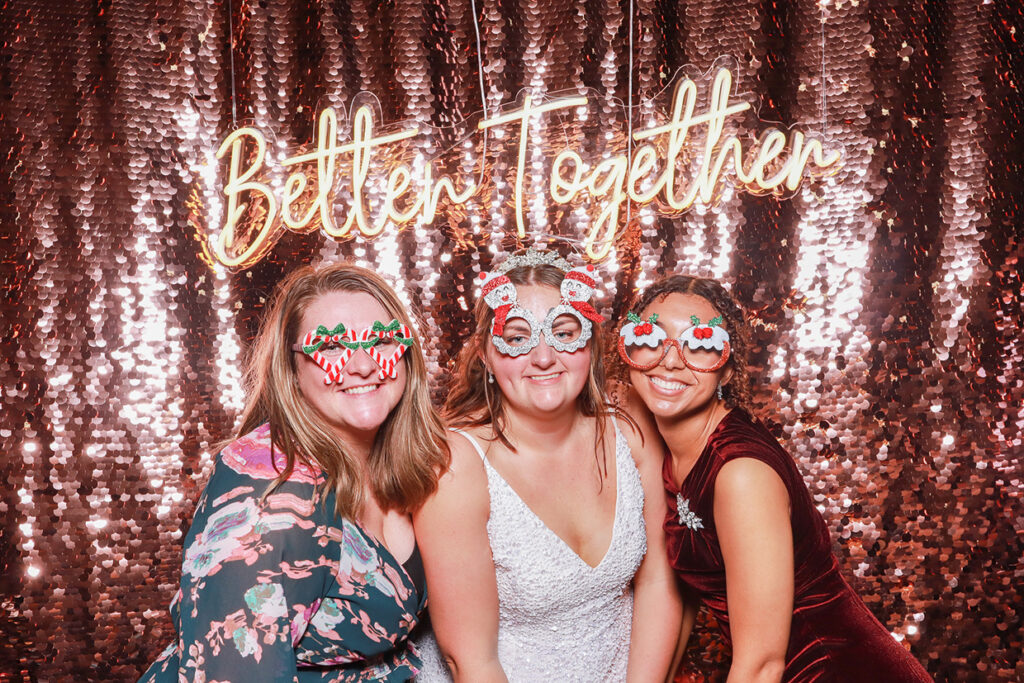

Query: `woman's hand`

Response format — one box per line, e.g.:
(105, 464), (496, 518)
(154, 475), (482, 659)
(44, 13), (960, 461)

(715, 458), (793, 683)
(413, 431), (508, 683)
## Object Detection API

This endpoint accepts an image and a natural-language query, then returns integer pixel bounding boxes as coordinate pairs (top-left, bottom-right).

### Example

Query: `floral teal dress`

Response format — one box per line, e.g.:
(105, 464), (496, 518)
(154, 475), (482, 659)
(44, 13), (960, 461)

(140, 424), (426, 682)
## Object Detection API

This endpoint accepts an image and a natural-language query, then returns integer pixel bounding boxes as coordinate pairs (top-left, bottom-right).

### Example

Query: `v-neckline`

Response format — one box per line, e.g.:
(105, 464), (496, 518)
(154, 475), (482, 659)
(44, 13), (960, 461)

(481, 426), (622, 570)
(664, 409), (736, 492)
(345, 518), (423, 604)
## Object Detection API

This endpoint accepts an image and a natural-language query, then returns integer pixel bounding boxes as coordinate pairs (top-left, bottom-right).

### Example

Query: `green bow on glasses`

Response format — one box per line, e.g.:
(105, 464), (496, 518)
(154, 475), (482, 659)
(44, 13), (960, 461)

(372, 319), (414, 346)
(302, 323), (347, 354)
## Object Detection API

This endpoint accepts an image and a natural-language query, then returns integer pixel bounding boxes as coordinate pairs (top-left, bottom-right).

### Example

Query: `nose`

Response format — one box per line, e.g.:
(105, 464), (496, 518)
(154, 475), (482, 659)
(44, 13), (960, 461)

(345, 346), (378, 379)
(530, 336), (557, 368)
(661, 340), (687, 370)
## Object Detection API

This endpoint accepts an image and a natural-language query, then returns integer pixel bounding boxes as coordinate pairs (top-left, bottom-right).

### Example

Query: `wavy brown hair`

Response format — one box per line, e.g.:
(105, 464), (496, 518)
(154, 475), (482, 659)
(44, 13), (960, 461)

(629, 274), (754, 413)
(445, 255), (628, 481)
(237, 263), (449, 518)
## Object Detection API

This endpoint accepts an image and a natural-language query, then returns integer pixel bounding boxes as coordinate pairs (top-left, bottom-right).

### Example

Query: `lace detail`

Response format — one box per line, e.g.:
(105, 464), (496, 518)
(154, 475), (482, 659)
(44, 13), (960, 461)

(415, 423), (647, 682)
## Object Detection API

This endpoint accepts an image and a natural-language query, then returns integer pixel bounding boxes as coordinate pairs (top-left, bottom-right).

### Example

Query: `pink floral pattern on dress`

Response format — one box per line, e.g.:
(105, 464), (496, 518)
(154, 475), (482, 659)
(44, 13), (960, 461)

(220, 423), (321, 485)
(139, 424), (425, 682)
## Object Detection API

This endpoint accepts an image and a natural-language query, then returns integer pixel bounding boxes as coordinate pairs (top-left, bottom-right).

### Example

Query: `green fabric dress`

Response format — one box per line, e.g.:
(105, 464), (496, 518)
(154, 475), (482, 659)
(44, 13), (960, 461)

(140, 423), (425, 682)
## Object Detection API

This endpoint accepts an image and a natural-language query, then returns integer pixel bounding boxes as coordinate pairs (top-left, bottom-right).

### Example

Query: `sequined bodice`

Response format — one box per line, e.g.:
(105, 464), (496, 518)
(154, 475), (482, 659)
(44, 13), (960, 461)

(415, 423), (647, 682)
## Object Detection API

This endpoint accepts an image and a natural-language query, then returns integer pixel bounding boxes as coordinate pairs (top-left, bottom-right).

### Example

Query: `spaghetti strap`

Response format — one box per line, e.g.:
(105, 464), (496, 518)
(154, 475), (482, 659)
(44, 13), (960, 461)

(450, 428), (488, 462)
(612, 418), (624, 443)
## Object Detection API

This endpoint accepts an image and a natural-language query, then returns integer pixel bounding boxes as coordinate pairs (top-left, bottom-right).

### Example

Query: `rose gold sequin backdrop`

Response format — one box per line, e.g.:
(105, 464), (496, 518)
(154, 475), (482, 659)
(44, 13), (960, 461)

(0, 0), (1021, 680)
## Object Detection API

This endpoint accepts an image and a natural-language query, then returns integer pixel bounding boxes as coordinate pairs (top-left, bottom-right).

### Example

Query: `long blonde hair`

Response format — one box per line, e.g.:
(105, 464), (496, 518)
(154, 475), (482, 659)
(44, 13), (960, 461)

(444, 258), (627, 482)
(237, 263), (449, 518)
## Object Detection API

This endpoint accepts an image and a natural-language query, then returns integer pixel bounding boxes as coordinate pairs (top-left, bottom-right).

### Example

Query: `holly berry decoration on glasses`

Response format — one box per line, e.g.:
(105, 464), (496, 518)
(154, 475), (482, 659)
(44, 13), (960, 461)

(618, 312), (731, 372)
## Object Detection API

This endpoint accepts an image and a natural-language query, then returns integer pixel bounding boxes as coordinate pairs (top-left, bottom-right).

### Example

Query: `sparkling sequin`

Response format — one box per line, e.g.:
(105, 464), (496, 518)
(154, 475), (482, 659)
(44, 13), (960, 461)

(1, 1), (1020, 680)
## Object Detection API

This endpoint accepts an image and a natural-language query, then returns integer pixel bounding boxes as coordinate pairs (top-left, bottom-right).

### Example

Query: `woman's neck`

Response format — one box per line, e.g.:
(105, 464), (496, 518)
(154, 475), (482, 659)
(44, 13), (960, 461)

(334, 429), (375, 468)
(500, 404), (584, 453)
(657, 399), (731, 465)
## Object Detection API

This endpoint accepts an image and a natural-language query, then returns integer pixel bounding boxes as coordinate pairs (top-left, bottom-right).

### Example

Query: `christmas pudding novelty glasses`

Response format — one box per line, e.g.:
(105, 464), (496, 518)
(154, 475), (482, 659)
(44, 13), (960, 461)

(292, 320), (414, 384)
(478, 250), (606, 357)
(618, 312), (731, 372)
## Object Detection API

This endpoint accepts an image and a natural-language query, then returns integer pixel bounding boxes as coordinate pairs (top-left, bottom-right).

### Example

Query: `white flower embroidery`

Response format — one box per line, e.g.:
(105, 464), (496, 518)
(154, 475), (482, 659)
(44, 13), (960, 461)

(676, 494), (704, 530)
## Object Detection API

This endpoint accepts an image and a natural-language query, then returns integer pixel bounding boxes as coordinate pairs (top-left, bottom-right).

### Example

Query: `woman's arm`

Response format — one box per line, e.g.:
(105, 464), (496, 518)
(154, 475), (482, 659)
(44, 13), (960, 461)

(621, 418), (684, 683)
(413, 432), (507, 683)
(715, 458), (794, 683)
(667, 587), (700, 682)
(170, 464), (327, 681)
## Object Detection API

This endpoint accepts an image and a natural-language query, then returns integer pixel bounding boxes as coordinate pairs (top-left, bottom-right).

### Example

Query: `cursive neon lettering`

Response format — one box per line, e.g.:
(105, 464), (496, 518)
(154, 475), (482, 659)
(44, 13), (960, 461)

(210, 67), (842, 267)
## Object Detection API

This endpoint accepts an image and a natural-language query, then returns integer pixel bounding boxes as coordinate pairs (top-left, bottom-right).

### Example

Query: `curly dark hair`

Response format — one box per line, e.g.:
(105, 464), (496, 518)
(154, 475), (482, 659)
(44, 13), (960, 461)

(625, 275), (755, 413)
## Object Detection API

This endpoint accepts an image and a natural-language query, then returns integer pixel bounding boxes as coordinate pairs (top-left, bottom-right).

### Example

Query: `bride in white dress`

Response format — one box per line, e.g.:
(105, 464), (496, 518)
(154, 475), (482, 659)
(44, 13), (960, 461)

(413, 250), (682, 682)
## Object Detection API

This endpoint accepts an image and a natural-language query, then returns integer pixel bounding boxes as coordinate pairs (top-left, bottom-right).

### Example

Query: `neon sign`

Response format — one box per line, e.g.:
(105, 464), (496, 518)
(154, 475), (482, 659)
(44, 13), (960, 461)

(212, 66), (841, 267)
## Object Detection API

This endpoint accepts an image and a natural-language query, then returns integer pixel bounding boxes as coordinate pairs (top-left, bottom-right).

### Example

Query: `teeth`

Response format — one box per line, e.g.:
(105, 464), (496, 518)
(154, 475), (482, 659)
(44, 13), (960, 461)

(529, 373), (560, 381)
(650, 377), (686, 391)
(342, 385), (377, 395)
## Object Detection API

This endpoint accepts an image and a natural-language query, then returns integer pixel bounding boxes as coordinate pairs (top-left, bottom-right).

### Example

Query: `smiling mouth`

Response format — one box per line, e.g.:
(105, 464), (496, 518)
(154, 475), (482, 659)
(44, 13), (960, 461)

(649, 376), (688, 391)
(527, 372), (562, 382)
(341, 384), (379, 395)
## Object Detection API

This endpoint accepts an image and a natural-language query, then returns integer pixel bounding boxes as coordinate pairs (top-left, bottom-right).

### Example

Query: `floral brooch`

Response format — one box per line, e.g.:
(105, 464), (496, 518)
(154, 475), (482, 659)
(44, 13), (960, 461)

(676, 494), (704, 530)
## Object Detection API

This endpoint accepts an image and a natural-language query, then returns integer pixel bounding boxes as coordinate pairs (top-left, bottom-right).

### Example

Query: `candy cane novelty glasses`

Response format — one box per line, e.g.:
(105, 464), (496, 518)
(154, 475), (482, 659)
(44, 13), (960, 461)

(291, 320), (414, 384)
(618, 313), (731, 372)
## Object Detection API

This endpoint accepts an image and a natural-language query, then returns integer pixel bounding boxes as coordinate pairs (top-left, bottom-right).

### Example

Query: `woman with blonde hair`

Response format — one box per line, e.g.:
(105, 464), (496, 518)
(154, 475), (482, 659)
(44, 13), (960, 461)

(414, 249), (681, 682)
(141, 263), (449, 682)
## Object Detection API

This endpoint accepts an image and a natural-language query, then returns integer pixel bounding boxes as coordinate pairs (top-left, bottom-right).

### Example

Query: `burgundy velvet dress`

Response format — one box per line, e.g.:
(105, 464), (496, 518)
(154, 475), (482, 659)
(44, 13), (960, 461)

(664, 410), (931, 682)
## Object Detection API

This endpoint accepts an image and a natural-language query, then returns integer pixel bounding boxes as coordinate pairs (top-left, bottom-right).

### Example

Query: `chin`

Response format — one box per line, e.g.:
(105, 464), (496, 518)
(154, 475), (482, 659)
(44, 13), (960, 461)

(645, 399), (682, 418)
(661, 398), (714, 422)
(330, 405), (393, 434)
(634, 388), (686, 417)
(527, 388), (579, 412)
(536, 400), (574, 415)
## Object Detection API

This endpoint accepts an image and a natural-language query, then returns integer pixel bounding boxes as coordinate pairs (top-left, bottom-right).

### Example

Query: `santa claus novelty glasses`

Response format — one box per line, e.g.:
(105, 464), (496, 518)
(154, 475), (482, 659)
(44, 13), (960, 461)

(479, 251), (605, 357)
(618, 313), (731, 372)
(292, 320), (414, 384)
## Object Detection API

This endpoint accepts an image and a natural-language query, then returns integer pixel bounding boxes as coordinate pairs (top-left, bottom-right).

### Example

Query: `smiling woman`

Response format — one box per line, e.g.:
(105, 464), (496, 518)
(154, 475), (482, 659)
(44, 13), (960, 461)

(412, 248), (682, 683)
(139, 263), (449, 682)
(620, 275), (931, 683)
(293, 291), (412, 441)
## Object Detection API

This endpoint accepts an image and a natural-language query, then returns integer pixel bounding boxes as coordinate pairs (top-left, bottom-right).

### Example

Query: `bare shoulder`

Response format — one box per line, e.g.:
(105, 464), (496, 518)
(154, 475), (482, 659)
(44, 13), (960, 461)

(412, 428), (491, 528)
(611, 397), (664, 470)
(715, 457), (789, 507)
(714, 458), (792, 552)
(438, 427), (490, 486)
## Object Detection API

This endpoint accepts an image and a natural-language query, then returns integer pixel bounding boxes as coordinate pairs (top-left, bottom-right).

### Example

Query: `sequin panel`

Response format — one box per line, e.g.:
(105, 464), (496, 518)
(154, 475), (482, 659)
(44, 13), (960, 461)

(0, 0), (1020, 680)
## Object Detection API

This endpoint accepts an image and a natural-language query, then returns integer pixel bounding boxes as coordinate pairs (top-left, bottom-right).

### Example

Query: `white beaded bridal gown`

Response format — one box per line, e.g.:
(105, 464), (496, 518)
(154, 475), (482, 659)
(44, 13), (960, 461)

(414, 423), (647, 682)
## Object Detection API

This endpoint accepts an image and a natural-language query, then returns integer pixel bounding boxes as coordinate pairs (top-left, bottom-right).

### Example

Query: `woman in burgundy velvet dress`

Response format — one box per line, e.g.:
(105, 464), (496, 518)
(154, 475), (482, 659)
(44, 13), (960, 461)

(617, 275), (931, 683)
